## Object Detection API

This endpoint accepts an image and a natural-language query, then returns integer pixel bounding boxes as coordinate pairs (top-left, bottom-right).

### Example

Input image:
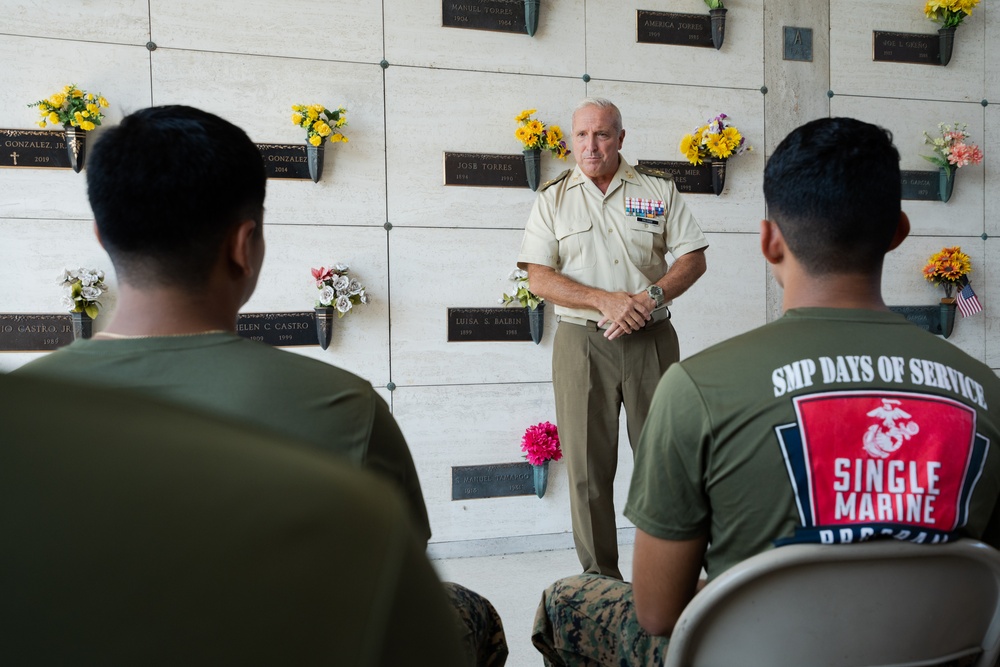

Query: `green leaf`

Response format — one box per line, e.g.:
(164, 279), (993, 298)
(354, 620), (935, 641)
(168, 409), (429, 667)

(84, 304), (98, 319)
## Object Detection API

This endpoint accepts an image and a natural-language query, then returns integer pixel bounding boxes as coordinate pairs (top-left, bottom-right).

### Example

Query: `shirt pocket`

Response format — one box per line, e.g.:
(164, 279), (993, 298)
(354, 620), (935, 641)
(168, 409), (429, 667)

(625, 216), (664, 268)
(554, 217), (596, 272)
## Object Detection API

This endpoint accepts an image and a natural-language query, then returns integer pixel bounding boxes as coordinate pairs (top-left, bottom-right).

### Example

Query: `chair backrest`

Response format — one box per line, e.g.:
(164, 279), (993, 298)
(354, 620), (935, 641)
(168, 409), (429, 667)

(665, 539), (1000, 667)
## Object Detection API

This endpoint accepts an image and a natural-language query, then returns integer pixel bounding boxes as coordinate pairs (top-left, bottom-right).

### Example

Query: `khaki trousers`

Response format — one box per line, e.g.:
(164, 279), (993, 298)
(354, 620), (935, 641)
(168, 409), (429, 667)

(552, 317), (679, 580)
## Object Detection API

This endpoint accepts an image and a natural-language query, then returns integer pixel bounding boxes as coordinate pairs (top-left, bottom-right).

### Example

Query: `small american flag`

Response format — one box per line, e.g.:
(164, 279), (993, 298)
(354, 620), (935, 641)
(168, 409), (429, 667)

(957, 276), (983, 317)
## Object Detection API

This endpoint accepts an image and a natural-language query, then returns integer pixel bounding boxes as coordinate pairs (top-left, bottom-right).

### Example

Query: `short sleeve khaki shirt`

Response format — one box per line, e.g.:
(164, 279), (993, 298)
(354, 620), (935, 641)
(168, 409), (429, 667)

(517, 156), (708, 321)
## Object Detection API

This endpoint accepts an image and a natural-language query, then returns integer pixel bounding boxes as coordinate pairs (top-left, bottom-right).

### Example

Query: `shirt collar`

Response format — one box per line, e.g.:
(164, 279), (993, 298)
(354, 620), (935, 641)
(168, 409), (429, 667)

(566, 154), (635, 191)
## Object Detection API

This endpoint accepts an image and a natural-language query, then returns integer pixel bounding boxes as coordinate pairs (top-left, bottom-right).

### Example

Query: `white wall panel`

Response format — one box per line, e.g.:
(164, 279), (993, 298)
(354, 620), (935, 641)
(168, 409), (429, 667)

(149, 49), (387, 227)
(831, 96), (985, 237)
(587, 79), (766, 235)
(4, 0), (148, 43)
(384, 0), (585, 75)
(243, 224), (390, 386)
(384, 66), (582, 229)
(389, 227), (553, 386)
(831, 0), (985, 102)
(986, 104), (999, 238)
(149, 0), (383, 63)
(987, 5), (999, 103)
(586, 0), (764, 87)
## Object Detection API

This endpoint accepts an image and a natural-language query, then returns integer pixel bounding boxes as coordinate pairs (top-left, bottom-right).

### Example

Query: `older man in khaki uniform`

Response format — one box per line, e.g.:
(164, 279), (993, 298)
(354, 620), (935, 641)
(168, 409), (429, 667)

(517, 98), (708, 579)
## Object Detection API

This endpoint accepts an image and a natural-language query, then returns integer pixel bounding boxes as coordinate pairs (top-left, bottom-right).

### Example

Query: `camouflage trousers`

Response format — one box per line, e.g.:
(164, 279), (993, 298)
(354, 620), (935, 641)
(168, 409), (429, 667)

(531, 574), (669, 666)
(443, 581), (509, 666)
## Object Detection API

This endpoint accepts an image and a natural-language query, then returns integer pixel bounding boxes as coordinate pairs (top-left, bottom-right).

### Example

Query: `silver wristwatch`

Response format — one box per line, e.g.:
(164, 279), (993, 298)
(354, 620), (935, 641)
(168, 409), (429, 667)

(646, 285), (664, 308)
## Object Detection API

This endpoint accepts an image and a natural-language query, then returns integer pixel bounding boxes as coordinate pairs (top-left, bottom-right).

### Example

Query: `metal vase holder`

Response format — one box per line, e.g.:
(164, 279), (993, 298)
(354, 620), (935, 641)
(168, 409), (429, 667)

(938, 26), (956, 66)
(709, 8), (727, 50)
(710, 159), (727, 196)
(306, 142), (325, 183)
(314, 306), (334, 349)
(939, 166), (955, 203)
(70, 311), (94, 340)
(523, 148), (542, 191)
(64, 126), (87, 173)
(533, 461), (549, 498)
(527, 303), (544, 345)
(524, 0), (540, 36)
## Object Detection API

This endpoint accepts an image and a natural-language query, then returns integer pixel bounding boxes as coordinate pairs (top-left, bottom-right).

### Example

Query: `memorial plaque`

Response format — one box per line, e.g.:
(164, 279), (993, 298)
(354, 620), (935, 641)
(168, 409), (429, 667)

(783, 26), (813, 62)
(0, 129), (72, 169)
(448, 307), (532, 342)
(452, 462), (535, 500)
(636, 10), (713, 48)
(0, 314), (74, 351)
(236, 312), (317, 346)
(442, 0), (525, 34)
(256, 143), (310, 180)
(443, 152), (527, 187)
(890, 305), (943, 335)
(900, 170), (941, 201)
(873, 31), (940, 65)
(637, 160), (714, 194)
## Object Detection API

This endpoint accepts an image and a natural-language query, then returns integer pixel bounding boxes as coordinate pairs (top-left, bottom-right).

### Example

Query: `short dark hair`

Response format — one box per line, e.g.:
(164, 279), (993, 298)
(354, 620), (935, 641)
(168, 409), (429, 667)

(87, 105), (266, 288)
(763, 117), (901, 275)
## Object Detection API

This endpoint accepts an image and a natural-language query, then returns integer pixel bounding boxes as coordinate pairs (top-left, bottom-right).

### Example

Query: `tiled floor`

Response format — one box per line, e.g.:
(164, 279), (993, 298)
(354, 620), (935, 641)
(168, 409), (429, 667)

(432, 544), (635, 667)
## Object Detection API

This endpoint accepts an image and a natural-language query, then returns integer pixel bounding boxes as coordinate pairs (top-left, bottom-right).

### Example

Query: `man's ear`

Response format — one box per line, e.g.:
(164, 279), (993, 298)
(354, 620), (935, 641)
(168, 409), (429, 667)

(228, 219), (259, 277)
(888, 211), (910, 251)
(760, 219), (785, 265)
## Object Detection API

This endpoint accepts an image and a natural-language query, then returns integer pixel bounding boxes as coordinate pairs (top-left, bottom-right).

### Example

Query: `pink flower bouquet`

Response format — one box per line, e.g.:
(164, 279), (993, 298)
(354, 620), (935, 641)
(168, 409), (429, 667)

(521, 421), (561, 466)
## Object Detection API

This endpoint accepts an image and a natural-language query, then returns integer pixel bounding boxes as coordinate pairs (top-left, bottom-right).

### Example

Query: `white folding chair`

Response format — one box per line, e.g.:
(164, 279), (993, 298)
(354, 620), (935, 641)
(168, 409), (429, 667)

(665, 538), (1000, 667)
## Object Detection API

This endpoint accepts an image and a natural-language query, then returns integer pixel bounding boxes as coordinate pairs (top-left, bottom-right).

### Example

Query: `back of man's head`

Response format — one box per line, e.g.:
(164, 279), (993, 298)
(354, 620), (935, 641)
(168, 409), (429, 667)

(87, 105), (266, 289)
(763, 117), (901, 275)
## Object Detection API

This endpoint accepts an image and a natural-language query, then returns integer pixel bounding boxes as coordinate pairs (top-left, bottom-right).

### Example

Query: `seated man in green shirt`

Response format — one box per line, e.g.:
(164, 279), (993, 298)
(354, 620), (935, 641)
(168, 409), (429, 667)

(0, 372), (467, 666)
(531, 117), (1000, 666)
(16, 105), (505, 666)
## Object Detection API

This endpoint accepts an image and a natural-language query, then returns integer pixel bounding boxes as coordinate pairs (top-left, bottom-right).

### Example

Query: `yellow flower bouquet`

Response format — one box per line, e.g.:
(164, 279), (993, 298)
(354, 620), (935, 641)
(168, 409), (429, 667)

(679, 113), (751, 165)
(925, 0), (980, 28)
(292, 104), (348, 147)
(923, 246), (972, 299)
(514, 109), (570, 159)
(29, 84), (109, 131)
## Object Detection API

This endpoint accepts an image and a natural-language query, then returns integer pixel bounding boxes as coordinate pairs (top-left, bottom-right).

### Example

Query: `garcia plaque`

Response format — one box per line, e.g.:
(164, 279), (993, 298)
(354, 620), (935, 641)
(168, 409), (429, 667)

(900, 170), (941, 201)
(256, 143), (310, 180)
(452, 462), (535, 500)
(0, 129), (72, 169)
(873, 31), (940, 65)
(636, 10), (713, 48)
(637, 160), (714, 194)
(443, 152), (527, 187)
(236, 312), (317, 347)
(0, 314), (74, 351)
(442, 0), (525, 34)
(448, 307), (532, 342)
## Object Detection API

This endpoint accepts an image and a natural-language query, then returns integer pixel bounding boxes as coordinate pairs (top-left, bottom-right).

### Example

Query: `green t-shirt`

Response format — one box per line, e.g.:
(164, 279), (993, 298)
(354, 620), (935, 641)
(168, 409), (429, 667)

(625, 308), (1000, 579)
(16, 332), (431, 544)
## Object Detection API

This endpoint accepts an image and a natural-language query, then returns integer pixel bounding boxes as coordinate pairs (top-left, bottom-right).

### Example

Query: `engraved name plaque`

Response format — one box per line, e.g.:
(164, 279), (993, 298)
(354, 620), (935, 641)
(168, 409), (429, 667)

(442, 0), (525, 34)
(0, 314), (74, 351)
(0, 129), (72, 169)
(236, 312), (317, 346)
(452, 462), (535, 500)
(636, 10), (713, 48)
(889, 306), (944, 335)
(900, 170), (941, 201)
(448, 307), (532, 342)
(443, 152), (527, 187)
(873, 31), (940, 65)
(783, 26), (813, 62)
(256, 143), (310, 180)
(637, 160), (714, 194)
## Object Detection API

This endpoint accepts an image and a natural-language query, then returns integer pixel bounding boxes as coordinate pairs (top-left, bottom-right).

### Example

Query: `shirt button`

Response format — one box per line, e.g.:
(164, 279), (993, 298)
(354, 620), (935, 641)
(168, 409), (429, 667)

(614, 259), (619, 264)
(608, 227), (613, 233)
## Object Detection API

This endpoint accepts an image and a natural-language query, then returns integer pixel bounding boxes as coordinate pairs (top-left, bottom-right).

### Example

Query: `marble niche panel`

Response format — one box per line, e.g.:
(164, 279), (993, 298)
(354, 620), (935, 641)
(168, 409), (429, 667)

(831, 96), (986, 238)
(243, 224), (391, 387)
(987, 5), (999, 104)
(389, 227), (553, 387)
(986, 104), (999, 239)
(830, 0), (985, 102)
(586, 0), (764, 88)
(149, 0), (383, 63)
(0, 35), (152, 220)
(385, 66), (583, 229)
(150, 49), (387, 227)
(384, 0), (585, 76)
(585, 79), (766, 235)
(4, 0), (149, 44)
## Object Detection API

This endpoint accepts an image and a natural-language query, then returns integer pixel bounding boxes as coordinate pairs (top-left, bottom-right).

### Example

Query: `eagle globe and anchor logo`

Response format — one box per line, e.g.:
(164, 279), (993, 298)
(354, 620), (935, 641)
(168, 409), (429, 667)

(862, 398), (921, 459)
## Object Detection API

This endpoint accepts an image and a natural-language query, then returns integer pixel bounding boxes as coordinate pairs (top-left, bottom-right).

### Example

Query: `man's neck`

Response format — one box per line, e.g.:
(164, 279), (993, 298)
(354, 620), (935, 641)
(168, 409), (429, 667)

(100, 283), (240, 337)
(781, 271), (889, 312)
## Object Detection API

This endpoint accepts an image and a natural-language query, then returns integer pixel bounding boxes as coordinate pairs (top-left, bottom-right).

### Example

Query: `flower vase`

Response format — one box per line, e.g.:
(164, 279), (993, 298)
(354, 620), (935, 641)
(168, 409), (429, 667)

(306, 142), (325, 183)
(710, 159), (727, 196)
(70, 311), (94, 340)
(527, 303), (544, 345)
(709, 7), (727, 50)
(64, 126), (87, 173)
(939, 298), (957, 339)
(533, 461), (549, 498)
(314, 306), (334, 349)
(938, 166), (954, 203)
(523, 148), (541, 191)
(938, 26), (956, 66)
(524, 0), (540, 36)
